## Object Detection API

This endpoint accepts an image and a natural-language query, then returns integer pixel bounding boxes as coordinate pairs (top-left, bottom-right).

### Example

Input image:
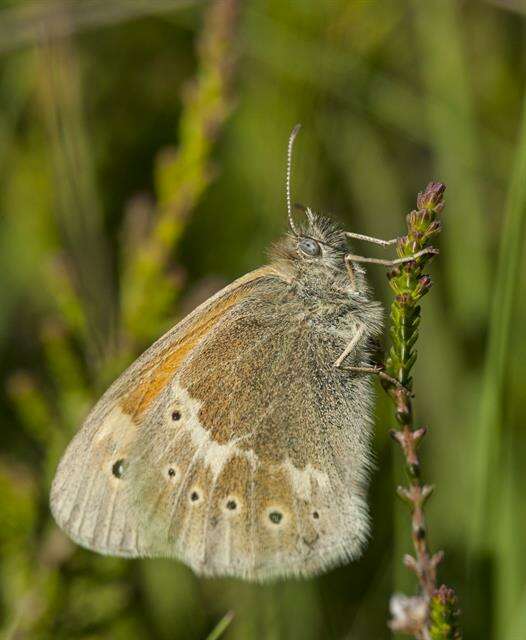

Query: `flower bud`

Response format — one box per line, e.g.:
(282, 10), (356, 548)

(417, 181), (446, 211)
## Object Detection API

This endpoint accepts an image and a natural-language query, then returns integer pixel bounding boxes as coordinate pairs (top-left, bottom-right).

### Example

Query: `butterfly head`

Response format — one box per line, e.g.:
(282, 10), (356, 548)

(270, 209), (368, 296)
(279, 124), (368, 296)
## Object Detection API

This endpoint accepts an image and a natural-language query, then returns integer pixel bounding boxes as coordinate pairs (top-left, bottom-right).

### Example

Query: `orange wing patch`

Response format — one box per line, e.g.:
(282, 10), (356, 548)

(119, 267), (282, 419)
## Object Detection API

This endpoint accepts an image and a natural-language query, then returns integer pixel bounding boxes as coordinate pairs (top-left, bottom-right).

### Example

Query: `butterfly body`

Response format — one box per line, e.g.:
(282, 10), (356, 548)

(51, 212), (383, 581)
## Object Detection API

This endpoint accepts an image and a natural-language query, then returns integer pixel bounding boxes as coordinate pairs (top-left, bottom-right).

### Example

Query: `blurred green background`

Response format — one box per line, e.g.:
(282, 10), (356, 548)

(1, 0), (525, 638)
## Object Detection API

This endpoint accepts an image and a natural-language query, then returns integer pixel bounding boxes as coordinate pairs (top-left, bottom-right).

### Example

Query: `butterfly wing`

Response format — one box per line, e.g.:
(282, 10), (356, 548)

(50, 266), (280, 556)
(51, 265), (375, 580)
(131, 290), (374, 580)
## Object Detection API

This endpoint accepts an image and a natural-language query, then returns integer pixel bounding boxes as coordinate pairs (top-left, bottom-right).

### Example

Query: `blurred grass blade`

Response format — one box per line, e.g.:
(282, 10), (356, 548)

(495, 439), (522, 639)
(206, 610), (235, 640)
(38, 27), (117, 366)
(0, 0), (202, 56)
(508, 585), (526, 638)
(40, 320), (91, 428)
(470, 89), (526, 546)
(412, 0), (490, 330)
(485, 0), (526, 14)
(468, 88), (526, 632)
(6, 372), (55, 447)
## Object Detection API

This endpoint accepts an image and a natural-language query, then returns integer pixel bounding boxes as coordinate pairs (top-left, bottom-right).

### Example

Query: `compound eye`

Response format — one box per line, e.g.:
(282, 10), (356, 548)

(298, 237), (321, 257)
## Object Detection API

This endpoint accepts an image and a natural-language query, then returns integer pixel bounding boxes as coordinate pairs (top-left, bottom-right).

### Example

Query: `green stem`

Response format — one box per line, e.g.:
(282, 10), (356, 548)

(384, 183), (461, 639)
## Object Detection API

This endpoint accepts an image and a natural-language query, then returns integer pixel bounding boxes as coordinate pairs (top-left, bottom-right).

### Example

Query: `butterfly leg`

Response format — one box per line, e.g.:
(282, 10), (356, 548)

(344, 247), (437, 292)
(334, 322), (366, 367)
(344, 254), (358, 291)
(334, 325), (411, 393)
(345, 231), (400, 247)
(345, 246), (438, 269)
(338, 364), (412, 394)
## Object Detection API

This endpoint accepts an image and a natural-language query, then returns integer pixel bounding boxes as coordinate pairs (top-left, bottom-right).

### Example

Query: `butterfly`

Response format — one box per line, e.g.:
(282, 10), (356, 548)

(50, 125), (430, 581)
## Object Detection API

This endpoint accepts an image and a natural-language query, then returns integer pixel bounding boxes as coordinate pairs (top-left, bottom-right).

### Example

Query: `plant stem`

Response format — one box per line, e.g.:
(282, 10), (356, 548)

(206, 610), (235, 640)
(383, 183), (461, 639)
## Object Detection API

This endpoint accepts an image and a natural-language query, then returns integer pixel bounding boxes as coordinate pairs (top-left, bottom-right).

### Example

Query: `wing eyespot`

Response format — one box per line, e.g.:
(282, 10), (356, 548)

(189, 488), (203, 505)
(312, 510), (320, 520)
(111, 459), (127, 479)
(222, 495), (242, 515)
(171, 409), (182, 422)
(265, 507), (287, 528)
(163, 464), (180, 483)
(263, 505), (289, 528)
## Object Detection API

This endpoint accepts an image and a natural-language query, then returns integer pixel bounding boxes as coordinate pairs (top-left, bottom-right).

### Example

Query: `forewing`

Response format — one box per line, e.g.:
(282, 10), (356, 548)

(49, 266), (281, 557)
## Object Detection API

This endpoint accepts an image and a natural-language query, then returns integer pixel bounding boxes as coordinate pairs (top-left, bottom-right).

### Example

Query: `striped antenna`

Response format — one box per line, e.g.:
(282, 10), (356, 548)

(286, 123), (301, 235)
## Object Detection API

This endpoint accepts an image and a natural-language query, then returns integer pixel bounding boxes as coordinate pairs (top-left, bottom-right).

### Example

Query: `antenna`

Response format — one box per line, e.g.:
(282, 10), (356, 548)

(286, 123), (301, 235)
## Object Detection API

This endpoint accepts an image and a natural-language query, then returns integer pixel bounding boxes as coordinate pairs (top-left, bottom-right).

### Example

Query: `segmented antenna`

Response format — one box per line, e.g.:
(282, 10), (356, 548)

(286, 123), (301, 235)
